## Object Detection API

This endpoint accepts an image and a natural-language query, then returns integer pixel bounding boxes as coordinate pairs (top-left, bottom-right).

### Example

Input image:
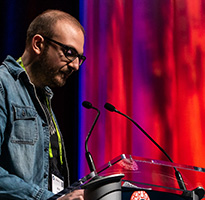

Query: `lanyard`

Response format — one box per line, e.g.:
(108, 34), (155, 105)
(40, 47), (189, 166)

(17, 57), (25, 70)
(17, 57), (63, 165)
(46, 98), (63, 165)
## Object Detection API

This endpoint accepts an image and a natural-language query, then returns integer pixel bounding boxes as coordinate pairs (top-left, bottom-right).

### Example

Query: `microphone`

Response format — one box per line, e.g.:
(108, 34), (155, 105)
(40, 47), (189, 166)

(82, 101), (100, 172)
(48, 101), (102, 199)
(104, 102), (187, 191)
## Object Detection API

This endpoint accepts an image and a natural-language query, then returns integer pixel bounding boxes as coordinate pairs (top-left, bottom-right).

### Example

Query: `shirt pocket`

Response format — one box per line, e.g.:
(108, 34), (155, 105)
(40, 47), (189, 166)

(11, 104), (38, 145)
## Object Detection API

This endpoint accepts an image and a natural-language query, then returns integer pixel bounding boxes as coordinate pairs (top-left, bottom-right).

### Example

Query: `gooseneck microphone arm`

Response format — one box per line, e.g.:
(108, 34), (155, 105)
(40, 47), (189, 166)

(82, 101), (100, 172)
(47, 101), (99, 199)
(104, 102), (187, 191)
(104, 103), (173, 163)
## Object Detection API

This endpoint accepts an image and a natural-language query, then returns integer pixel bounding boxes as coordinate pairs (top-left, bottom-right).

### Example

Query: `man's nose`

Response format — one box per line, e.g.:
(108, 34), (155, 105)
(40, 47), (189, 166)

(68, 57), (80, 71)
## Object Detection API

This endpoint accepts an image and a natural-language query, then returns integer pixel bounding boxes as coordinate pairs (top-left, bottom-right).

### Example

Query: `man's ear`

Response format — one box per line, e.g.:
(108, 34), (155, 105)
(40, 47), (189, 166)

(32, 34), (44, 55)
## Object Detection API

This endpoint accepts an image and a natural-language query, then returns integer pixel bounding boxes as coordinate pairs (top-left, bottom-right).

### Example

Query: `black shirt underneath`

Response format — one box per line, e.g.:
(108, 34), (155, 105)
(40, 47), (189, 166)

(36, 88), (65, 191)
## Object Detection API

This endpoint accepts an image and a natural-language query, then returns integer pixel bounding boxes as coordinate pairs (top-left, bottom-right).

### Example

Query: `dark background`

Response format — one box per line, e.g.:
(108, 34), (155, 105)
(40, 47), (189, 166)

(0, 0), (81, 183)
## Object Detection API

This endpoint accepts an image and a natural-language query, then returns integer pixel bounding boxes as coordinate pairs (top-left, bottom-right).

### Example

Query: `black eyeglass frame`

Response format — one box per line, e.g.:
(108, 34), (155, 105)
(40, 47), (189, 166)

(43, 36), (86, 66)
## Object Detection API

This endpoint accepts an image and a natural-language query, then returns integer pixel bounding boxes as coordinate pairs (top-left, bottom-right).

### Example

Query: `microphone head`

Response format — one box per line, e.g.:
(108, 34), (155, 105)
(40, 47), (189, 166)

(104, 102), (116, 112)
(82, 101), (93, 109)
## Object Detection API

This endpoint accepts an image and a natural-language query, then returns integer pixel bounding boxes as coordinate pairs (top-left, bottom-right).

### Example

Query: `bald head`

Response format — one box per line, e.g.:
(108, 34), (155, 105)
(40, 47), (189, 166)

(25, 10), (85, 47)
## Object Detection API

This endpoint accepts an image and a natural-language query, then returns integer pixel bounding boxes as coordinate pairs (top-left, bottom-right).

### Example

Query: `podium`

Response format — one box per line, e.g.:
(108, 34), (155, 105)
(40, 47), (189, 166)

(82, 154), (205, 200)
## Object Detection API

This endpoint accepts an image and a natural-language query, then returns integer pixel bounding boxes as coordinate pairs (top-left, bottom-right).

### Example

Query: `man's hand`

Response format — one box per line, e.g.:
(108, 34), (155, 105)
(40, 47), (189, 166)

(58, 189), (84, 200)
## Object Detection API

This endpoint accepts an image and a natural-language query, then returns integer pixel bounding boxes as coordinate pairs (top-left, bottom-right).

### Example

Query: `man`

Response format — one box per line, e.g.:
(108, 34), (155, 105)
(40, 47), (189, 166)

(0, 10), (85, 200)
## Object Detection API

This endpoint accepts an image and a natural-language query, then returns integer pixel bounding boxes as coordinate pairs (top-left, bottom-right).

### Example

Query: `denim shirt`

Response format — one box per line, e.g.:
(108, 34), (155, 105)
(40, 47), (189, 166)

(0, 56), (69, 200)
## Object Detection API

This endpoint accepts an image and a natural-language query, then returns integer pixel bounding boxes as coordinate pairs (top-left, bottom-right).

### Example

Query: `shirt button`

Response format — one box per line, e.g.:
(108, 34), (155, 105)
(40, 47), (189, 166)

(42, 123), (47, 127)
(44, 148), (48, 152)
(22, 110), (26, 117)
(44, 173), (48, 178)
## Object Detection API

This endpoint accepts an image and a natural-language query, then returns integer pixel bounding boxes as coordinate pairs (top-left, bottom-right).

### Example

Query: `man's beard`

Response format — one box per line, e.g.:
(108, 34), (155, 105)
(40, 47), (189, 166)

(31, 49), (67, 88)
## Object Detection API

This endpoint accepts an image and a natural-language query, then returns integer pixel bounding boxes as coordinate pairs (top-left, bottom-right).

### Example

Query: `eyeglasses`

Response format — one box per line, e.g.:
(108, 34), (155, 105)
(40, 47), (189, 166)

(43, 36), (86, 66)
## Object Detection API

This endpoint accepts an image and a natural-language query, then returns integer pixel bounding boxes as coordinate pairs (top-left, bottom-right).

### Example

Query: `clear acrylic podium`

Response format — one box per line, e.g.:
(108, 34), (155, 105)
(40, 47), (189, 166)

(83, 154), (205, 200)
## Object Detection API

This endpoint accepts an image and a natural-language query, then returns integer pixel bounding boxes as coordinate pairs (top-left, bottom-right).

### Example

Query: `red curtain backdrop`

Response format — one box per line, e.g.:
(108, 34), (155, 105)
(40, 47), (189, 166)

(78, 0), (205, 188)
